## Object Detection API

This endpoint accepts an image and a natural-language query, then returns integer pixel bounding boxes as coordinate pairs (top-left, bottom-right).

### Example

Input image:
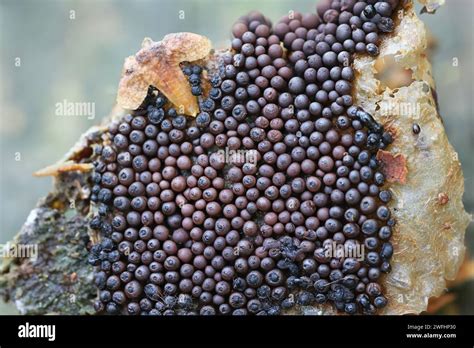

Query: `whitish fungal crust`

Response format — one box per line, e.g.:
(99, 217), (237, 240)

(352, 1), (471, 315)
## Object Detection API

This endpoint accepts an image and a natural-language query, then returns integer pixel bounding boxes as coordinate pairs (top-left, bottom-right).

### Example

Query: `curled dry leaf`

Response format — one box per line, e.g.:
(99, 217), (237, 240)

(117, 32), (212, 116)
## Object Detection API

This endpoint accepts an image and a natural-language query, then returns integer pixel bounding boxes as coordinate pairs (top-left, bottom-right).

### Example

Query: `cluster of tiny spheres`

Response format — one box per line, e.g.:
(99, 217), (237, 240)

(89, 0), (398, 315)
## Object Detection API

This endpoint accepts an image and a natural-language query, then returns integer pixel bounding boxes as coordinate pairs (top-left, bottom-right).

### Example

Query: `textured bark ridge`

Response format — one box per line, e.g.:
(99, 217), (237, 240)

(0, 0), (469, 315)
(0, 129), (102, 314)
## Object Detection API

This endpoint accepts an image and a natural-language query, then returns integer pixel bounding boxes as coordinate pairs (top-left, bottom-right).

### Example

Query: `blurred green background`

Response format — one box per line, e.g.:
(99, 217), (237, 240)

(0, 0), (472, 314)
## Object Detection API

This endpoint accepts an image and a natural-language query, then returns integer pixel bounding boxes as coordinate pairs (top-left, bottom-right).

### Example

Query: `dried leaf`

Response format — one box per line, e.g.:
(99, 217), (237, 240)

(117, 33), (212, 116)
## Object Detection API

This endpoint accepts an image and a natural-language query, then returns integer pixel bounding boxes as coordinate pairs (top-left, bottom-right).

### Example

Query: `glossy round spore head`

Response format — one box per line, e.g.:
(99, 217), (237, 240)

(89, 0), (398, 316)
